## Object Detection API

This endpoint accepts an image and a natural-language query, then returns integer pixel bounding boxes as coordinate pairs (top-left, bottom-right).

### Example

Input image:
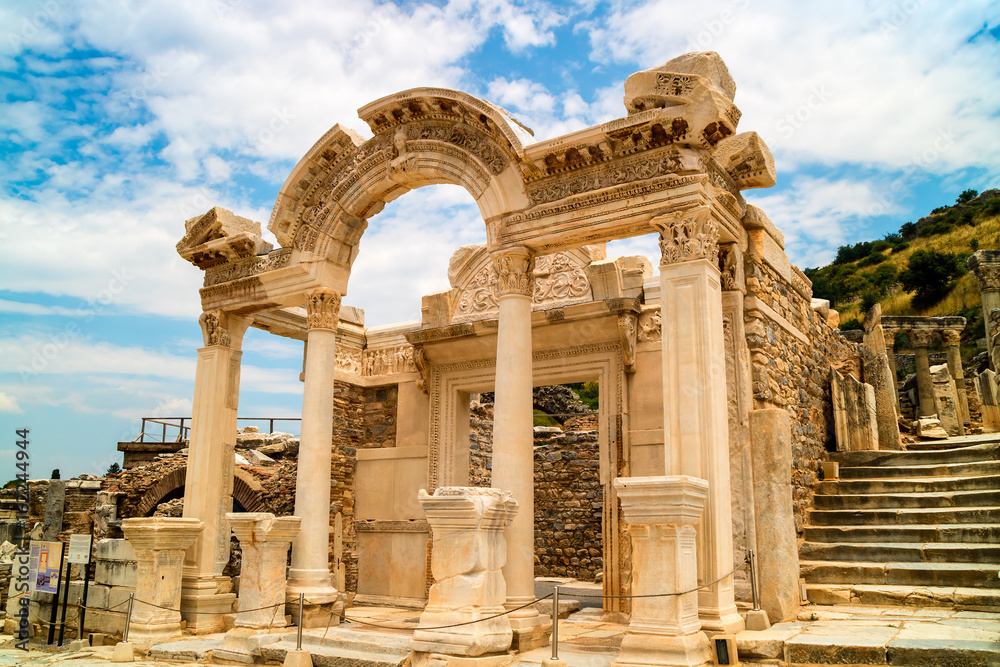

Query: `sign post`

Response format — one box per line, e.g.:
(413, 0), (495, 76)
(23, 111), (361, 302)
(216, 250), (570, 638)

(65, 534), (92, 645)
(31, 541), (66, 645)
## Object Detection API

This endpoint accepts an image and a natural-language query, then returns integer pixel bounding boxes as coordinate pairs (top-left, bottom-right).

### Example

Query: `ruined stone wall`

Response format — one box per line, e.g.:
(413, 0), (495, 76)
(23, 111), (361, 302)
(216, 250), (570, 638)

(468, 399), (603, 581)
(331, 381), (398, 593)
(745, 257), (860, 532)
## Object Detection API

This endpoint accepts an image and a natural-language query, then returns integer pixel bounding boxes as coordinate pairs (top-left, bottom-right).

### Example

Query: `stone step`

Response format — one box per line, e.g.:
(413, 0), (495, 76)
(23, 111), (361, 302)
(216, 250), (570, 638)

(839, 459), (1000, 480)
(905, 437), (1000, 450)
(807, 506), (1000, 526)
(804, 582), (1000, 609)
(803, 523), (1000, 544)
(799, 541), (1000, 563)
(800, 560), (1000, 589)
(816, 474), (1000, 495)
(812, 489), (1000, 510)
(832, 442), (1000, 467)
(260, 628), (411, 667)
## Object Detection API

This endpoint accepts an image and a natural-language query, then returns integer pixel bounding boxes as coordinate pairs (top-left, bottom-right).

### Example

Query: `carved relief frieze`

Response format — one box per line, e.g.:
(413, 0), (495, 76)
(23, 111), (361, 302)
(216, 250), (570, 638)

(406, 121), (509, 174)
(362, 345), (417, 377)
(655, 207), (720, 265)
(655, 73), (698, 96)
(638, 309), (662, 342)
(719, 243), (745, 293)
(306, 289), (342, 331)
(526, 148), (690, 207)
(203, 248), (293, 287)
(199, 275), (266, 309)
(413, 345), (429, 394)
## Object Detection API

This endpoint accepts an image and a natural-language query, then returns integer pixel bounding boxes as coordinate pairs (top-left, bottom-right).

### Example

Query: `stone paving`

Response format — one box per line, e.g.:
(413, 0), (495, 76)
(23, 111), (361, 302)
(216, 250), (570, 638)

(2, 603), (996, 666)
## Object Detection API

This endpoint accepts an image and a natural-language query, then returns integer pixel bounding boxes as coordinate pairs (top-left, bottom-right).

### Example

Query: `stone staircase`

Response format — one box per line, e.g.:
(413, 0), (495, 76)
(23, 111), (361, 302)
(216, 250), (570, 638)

(800, 437), (1000, 609)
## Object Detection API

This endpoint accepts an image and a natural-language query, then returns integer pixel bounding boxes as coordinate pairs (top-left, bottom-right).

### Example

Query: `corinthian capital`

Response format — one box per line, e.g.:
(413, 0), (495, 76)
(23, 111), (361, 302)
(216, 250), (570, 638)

(306, 289), (342, 331)
(910, 330), (933, 349)
(941, 329), (962, 348)
(968, 250), (1000, 291)
(199, 310), (232, 347)
(490, 247), (534, 298)
(652, 206), (720, 266)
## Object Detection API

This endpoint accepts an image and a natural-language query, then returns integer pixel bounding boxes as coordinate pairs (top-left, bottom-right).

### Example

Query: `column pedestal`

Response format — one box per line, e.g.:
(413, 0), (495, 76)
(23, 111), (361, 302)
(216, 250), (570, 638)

(411, 487), (518, 667)
(181, 311), (248, 633)
(490, 248), (550, 652)
(911, 332), (936, 418)
(287, 290), (342, 627)
(123, 518), (203, 650)
(654, 209), (742, 635)
(612, 476), (712, 667)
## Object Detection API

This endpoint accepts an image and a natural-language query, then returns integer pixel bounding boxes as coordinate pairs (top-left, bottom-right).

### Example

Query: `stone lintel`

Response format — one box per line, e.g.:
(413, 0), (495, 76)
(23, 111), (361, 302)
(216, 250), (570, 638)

(880, 316), (966, 332)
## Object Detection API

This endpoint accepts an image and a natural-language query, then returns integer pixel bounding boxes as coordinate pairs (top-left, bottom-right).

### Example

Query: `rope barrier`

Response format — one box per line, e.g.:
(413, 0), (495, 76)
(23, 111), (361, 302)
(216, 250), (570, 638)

(344, 594), (553, 631)
(571, 559), (749, 599)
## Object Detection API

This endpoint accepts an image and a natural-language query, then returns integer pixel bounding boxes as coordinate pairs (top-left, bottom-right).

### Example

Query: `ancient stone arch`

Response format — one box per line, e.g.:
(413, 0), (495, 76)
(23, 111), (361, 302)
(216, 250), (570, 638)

(133, 467), (264, 517)
(175, 51), (781, 637)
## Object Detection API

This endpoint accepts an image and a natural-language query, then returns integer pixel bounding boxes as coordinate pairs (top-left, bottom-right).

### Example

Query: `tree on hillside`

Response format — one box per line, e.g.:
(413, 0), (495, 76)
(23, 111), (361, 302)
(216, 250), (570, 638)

(957, 189), (978, 204)
(899, 250), (966, 306)
(106, 462), (122, 476)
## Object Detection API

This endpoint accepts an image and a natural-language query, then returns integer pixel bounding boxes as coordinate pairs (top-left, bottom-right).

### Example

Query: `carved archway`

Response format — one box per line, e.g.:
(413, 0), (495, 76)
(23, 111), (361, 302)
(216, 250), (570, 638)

(134, 466), (265, 517)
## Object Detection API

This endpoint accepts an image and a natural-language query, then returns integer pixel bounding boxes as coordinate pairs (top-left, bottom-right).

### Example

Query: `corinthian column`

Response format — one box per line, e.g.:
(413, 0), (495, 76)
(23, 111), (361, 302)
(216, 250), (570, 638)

(652, 207), (743, 635)
(489, 247), (549, 651)
(181, 310), (250, 633)
(287, 288), (341, 626)
(911, 330), (936, 418)
(942, 329), (970, 424)
(969, 251), (1000, 363)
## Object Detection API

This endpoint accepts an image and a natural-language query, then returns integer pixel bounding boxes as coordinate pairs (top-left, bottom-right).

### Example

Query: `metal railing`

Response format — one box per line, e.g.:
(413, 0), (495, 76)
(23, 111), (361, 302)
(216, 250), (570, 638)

(128, 416), (302, 444)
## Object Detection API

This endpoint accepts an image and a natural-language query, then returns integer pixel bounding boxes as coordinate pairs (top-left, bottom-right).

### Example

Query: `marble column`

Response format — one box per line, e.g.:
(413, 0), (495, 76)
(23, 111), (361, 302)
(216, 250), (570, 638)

(652, 207), (742, 635)
(612, 476), (712, 667)
(969, 250), (1000, 363)
(181, 310), (250, 633)
(942, 329), (970, 424)
(490, 247), (549, 651)
(287, 288), (341, 626)
(412, 487), (518, 665)
(123, 518), (203, 650)
(910, 330), (936, 418)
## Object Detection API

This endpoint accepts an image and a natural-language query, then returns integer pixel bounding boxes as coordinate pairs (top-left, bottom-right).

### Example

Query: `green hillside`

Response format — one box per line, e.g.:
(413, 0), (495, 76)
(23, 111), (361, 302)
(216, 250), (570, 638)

(805, 189), (1000, 344)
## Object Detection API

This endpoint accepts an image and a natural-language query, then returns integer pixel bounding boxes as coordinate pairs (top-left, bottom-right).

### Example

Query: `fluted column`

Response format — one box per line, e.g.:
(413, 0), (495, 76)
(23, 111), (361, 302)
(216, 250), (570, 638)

(490, 247), (549, 651)
(884, 327), (901, 412)
(181, 310), (250, 633)
(942, 329), (970, 424)
(911, 330), (936, 418)
(287, 288), (341, 625)
(652, 206), (743, 635)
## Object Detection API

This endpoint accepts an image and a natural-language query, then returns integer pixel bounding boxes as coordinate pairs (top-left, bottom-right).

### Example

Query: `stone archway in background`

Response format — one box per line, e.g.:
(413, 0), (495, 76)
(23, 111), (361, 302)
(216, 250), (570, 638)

(134, 466), (265, 517)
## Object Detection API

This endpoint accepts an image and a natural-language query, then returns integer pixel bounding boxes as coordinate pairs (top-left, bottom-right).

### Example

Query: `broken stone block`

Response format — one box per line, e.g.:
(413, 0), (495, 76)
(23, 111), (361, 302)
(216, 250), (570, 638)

(244, 449), (276, 466)
(930, 363), (963, 436)
(913, 417), (949, 440)
(830, 367), (879, 451)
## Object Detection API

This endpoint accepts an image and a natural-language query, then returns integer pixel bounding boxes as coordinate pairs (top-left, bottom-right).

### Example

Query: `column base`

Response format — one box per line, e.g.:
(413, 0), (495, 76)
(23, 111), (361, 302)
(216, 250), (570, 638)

(126, 621), (183, 652)
(181, 576), (237, 634)
(412, 606), (512, 656)
(612, 630), (712, 667)
(214, 626), (284, 664)
(287, 597), (343, 629)
(508, 615), (551, 652)
(411, 651), (515, 667)
(697, 608), (744, 636)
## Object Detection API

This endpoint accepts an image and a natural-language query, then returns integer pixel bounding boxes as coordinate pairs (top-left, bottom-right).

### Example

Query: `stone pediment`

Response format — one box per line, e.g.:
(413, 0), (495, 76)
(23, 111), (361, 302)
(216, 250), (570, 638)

(177, 207), (273, 269)
(448, 245), (602, 323)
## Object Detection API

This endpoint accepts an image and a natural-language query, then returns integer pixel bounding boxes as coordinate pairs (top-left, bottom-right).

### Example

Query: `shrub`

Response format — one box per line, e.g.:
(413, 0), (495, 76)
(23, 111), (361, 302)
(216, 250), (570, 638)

(899, 222), (917, 239)
(899, 249), (966, 306)
(957, 189), (978, 204)
(858, 252), (887, 267)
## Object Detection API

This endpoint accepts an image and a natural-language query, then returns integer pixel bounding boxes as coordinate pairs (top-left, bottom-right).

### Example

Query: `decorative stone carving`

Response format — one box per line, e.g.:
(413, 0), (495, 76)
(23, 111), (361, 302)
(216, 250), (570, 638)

(413, 345), (430, 394)
(204, 248), (293, 287)
(718, 243), (745, 292)
(618, 312), (638, 373)
(121, 517), (203, 650)
(335, 346), (363, 375)
(968, 250), (1000, 291)
(177, 207), (272, 270)
(654, 207), (719, 265)
(712, 131), (776, 190)
(612, 476), (712, 667)
(199, 311), (231, 348)
(411, 487), (518, 658)
(306, 289), (341, 331)
(830, 367), (879, 452)
(491, 249), (534, 298)
(360, 346), (417, 377)
(638, 309), (662, 342)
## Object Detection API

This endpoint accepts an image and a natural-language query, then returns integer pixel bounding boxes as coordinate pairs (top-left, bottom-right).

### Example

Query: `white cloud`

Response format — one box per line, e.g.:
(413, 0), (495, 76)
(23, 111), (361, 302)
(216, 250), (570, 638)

(0, 392), (23, 414)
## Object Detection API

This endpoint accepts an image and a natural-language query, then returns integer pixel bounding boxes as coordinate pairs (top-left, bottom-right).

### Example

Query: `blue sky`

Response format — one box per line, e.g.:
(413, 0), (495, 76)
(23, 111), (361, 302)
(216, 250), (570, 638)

(1, 0), (998, 478)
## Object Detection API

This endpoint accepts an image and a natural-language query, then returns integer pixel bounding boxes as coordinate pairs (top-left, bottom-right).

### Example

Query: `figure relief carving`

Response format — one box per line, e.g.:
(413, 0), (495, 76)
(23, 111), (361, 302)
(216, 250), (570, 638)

(654, 207), (719, 266)
(354, 345), (418, 377)
(719, 243), (745, 292)
(199, 311), (231, 348)
(638, 310), (662, 342)
(526, 149), (686, 206)
(618, 312), (638, 372)
(491, 249), (534, 298)
(306, 289), (342, 331)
